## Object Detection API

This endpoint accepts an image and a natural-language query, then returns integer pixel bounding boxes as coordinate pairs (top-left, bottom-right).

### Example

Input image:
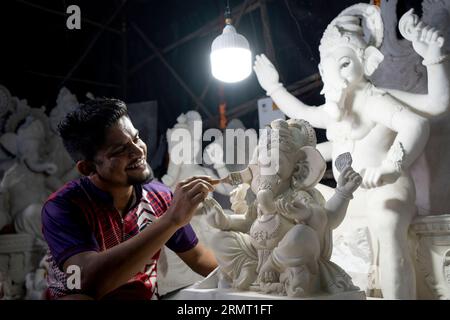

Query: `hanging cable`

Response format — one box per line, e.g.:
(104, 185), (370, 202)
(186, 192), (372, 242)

(225, 0), (232, 24)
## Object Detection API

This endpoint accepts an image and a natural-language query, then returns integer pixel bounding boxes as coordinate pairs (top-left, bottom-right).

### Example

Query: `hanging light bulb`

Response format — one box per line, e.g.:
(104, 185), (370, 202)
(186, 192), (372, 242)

(210, 1), (252, 83)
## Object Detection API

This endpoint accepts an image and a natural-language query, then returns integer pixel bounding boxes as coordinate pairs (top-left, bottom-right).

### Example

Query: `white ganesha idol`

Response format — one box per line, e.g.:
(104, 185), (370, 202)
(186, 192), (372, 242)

(202, 119), (362, 297)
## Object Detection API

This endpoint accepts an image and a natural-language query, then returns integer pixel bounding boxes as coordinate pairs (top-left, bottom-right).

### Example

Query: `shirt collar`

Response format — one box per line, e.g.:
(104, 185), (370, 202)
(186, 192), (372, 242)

(80, 176), (143, 209)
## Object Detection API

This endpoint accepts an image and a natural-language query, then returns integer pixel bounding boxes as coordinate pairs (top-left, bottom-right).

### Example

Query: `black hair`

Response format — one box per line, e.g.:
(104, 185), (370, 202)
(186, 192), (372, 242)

(58, 98), (128, 162)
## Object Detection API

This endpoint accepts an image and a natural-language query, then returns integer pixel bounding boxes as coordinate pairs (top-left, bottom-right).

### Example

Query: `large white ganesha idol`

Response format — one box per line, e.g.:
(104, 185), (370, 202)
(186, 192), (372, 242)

(253, 2), (449, 299)
(202, 119), (362, 297)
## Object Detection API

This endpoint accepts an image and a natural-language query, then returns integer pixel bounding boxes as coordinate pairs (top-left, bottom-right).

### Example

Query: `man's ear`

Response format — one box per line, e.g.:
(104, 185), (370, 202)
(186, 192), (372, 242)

(363, 46), (384, 76)
(76, 160), (96, 176)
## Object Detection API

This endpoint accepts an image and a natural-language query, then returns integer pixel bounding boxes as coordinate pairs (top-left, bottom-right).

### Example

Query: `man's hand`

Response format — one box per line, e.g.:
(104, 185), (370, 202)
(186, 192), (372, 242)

(253, 54), (282, 95)
(165, 176), (214, 228)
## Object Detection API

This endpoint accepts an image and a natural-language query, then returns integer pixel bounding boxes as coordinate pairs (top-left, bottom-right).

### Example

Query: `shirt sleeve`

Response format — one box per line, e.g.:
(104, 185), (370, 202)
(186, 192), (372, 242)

(165, 223), (199, 253)
(42, 196), (99, 269)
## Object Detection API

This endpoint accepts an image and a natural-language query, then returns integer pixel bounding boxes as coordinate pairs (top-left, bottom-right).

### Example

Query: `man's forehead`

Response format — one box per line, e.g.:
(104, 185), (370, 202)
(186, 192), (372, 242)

(104, 116), (137, 145)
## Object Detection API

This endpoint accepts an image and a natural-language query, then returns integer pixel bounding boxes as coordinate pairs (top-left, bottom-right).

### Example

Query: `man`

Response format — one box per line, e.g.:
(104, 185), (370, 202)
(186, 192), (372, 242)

(42, 98), (218, 300)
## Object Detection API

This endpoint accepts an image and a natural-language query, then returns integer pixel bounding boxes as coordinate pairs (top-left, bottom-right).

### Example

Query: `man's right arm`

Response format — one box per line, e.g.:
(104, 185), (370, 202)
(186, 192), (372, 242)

(63, 213), (179, 299)
(61, 176), (214, 299)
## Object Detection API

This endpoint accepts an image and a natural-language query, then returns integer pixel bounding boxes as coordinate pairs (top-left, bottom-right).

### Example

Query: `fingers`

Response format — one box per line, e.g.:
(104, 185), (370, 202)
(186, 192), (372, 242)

(202, 197), (214, 210)
(361, 169), (372, 189)
(178, 175), (215, 186)
(419, 25), (443, 45)
(187, 181), (213, 198)
(292, 199), (306, 209)
(415, 21), (424, 31)
(426, 28), (434, 42)
(349, 172), (362, 189)
(420, 25), (430, 42)
(343, 166), (354, 180)
(260, 271), (277, 283)
(191, 191), (208, 205)
(254, 53), (273, 68)
(175, 178), (214, 208)
(261, 54), (272, 66)
(338, 166), (354, 185)
(180, 177), (214, 192)
(255, 54), (267, 62)
(360, 168), (370, 189)
(430, 30), (439, 43)
(349, 172), (362, 185)
(254, 56), (263, 74)
(285, 203), (296, 213)
(361, 168), (381, 189)
(209, 179), (221, 185)
(340, 166), (353, 176)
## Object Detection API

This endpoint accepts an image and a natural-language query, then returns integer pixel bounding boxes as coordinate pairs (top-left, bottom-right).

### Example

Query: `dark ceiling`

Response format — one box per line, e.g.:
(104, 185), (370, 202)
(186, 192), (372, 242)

(0, 0), (423, 134)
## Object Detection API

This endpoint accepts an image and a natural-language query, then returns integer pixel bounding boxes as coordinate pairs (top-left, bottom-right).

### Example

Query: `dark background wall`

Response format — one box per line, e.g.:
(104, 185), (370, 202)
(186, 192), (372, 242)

(0, 0), (424, 136)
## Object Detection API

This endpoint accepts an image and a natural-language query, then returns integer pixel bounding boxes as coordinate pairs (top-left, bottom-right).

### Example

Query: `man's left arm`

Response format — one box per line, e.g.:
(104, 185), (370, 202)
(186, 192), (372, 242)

(177, 242), (218, 277)
(159, 182), (218, 277)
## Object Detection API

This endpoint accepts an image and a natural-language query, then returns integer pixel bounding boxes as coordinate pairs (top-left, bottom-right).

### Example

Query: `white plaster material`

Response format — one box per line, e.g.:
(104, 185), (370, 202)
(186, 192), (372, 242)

(201, 118), (362, 298)
(253, 2), (449, 299)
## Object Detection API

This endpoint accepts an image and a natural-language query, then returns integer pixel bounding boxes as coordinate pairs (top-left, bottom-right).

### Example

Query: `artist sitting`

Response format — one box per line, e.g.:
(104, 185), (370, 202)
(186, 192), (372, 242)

(42, 98), (218, 300)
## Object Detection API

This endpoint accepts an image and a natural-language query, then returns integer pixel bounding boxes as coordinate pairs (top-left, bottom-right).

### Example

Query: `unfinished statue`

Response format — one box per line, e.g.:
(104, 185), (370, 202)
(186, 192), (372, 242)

(252, 3), (448, 299)
(202, 119), (362, 297)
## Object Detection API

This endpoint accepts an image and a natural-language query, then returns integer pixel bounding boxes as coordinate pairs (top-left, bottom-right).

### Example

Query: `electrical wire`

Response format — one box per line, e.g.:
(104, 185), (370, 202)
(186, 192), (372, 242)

(225, 0), (231, 22)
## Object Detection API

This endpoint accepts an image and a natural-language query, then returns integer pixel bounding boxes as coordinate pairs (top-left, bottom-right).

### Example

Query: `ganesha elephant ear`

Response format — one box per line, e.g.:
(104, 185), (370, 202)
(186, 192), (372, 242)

(296, 146), (327, 190)
(0, 132), (18, 156)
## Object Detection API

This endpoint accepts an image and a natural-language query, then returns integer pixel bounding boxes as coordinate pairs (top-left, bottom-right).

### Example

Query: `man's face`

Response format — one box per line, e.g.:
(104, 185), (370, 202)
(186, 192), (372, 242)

(93, 116), (153, 187)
